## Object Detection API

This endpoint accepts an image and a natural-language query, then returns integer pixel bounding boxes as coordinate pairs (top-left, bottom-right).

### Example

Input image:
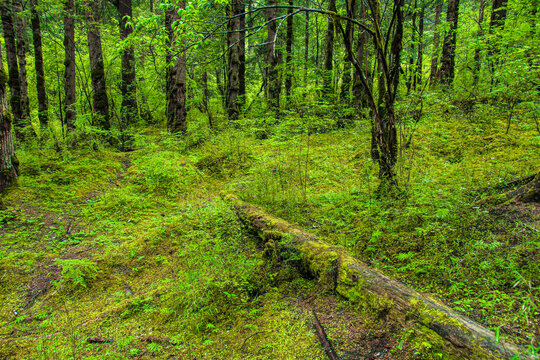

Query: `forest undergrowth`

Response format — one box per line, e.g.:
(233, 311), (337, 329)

(0, 97), (539, 359)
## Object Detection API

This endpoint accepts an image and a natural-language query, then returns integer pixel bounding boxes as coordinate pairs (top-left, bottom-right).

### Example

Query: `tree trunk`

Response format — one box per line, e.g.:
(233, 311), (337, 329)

(165, 0), (187, 134)
(223, 194), (530, 360)
(439, 0), (460, 85)
(117, 0), (138, 125)
(414, 4), (424, 88)
(488, 0), (508, 85)
(226, 0), (241, 121)
(12, 0), (29, 120)
(63, 0), (76, 130)
(0, 45), (18, 195)
(321, 0), (336, 97)
(429, 0), (443, 84)
(284, 0), (294, 102)
(304, 11), (309, 84)
(85, 0), (110, 130)
(353, 0), (369, 110)
(30, 0), (48, 128)
(406, 0), (417, 95)
(340, 0), (355, 102)
(238, 1), (246, 106)
(0, 1), (23, 140)
(473, 0), (486, 87)
(266, 0), (280, 111)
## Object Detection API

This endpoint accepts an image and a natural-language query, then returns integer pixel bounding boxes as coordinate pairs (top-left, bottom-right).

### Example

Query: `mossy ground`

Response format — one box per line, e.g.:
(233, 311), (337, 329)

(0, 99), (538, 359)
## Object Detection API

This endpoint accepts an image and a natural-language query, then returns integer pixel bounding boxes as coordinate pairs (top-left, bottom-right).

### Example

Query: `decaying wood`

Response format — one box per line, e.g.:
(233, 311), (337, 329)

(479, 172), (540, 205)
(312, 309), (338, 360)
(222, 193), (531, 360)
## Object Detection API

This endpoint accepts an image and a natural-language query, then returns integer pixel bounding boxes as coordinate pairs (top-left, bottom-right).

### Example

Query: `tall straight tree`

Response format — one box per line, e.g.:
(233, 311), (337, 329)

(353, 0), (369, 110)
(12, 0), (29, 119)
(63, 0), (76, 130)
(85, 0), (110, 130)
(321, 0), (336, 96)
(406, 0), (418, 95)
(165, 0), (187, 133)
(429, 0), (443, 83)
(116, 0), (138, 124)
(439, 0), (460, 85)
(414, 3), (424, 88)
(238, 0), (245, 104)
(0, 44), (18, 195)
(30, 0), (48, 127)
(226, 0), (243, 121)
(265, 0), (280, 110)
(284, 0), (294, 101)
(340, 0), (355, 101)
(0, 1), (23, 139)
(473, 0), (486, 86)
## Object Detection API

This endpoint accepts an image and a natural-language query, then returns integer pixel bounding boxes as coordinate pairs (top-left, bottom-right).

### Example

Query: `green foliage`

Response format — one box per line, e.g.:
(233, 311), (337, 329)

(56, 258), (99, 290)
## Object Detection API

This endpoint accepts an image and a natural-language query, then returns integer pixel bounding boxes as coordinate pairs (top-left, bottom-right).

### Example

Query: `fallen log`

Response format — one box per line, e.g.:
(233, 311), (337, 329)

(478, 172), (540, 206)
(222, 193), (531, 360)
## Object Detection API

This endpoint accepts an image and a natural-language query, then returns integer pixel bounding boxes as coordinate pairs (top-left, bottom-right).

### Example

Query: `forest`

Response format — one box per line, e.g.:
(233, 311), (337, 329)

(0, 0), (538, 358)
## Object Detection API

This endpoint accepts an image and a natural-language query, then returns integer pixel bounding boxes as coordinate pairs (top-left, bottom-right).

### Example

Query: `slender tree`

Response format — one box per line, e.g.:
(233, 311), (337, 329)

(487, 0), (508, 83)
(226, 0), (242, 121)
(414, 3), (424, 88)
(63, 0), (76, 130)
(30, 0), (48, 127)
(0, 44), (18, 196)
(340, 0), (355, 102)
(353, 0), (369, 110)
(304, 11), (309, 84)
(266, 0), (281, 110)
(284, 0), (294, 102)
(439, 0), (460, 85)
(321, 0), (336, 96)
(85, 0), (110, 130)
(116, 0), (138, 124)
(12, 0), (29, 119)
(0, 1), (23, 139)
(406, 0), (418, 95)
(429, 0), (443, 83)
(473, 0), (486, 86)
(165, 0), (187, 133)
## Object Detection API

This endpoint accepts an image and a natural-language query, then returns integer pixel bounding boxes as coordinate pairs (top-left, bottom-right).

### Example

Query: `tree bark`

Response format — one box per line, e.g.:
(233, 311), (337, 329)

(165, 0), (187, 134)
(414, 3), (424, 88)
(406, 0), (417, 95)
(30, 0), (48, 128)
(340, 0), (355, 102)
(284, 0), (294, 102)
(429, 0), (443, 84)
(223, 194), (530, 360)
(439, 0), (460, 85)
(117, 0), (138, 125)
(238, 1), (246, 105)
(63, 0), (76, 130)
(321, 0), (336, 97)
(266, 0), (281, 111)
(0, 44), (18, 195)
(353, 0), (369, 110)
(473, 0), (486, 87)
(304, 11), (309, 84)
(226, 0), (241, 121)
(85, 0), (110, 130)
(0, 1), (23, 140)
(12, 0), (29, 119)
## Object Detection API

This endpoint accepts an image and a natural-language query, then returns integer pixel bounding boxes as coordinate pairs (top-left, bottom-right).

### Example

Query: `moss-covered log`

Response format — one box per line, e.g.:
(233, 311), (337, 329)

(479, 172), (540, 206)
(222, 193), (531, 360)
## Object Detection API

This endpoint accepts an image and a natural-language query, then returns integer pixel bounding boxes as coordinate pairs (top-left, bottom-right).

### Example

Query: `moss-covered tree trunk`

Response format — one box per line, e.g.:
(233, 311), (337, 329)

(63, 0), (76, 130)
(85, 0), (110, 130)
(340, 0), (355, 103)
(30, 0), (48, 128)
(0, 1), (23, 140)
(223, 194), (529, 360)
(284, 0), (294, 102)
(165, 0), (187, 134)
(472, 0), (486, 87)
(12, 0), (29, 120)
(0, 49), (18, 196)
